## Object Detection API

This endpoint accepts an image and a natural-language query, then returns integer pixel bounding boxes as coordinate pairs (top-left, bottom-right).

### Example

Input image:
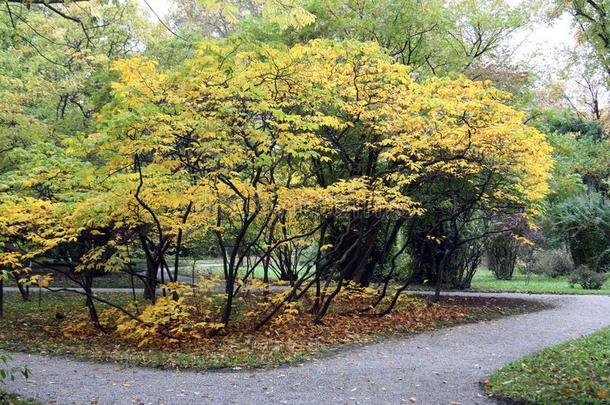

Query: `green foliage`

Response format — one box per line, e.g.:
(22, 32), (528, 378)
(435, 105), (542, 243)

(485, 327), (610, 403)
(549, 192), (610, 270)
(533, 109), (606, 140)
(525, 248), (574, 278)
(0, 390), (40, 405)
(547, 131), (610, 200)
(564, 0), (610, 82)
(0, 353), (28, 385)
(569, 265), (609, 290)
(292, 0), (533, 75)
(218, 0), (539, 108)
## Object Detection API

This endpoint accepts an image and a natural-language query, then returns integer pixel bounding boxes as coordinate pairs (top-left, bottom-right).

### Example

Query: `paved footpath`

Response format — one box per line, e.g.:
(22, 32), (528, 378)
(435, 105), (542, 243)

(3, 292), (610, 405)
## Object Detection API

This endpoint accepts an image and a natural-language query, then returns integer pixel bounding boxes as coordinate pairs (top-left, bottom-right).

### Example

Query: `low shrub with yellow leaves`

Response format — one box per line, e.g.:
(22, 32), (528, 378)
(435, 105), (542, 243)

(112, 283), (224, 347)
(332, 281), (378, 309)
(394, 293), (429, 311)
(270, 301), (300, 327)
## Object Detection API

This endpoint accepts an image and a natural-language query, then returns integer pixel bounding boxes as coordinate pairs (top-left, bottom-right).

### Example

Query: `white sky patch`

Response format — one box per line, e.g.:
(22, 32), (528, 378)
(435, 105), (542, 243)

(513, 14), (575, 69)
(140, 0), (171, 18)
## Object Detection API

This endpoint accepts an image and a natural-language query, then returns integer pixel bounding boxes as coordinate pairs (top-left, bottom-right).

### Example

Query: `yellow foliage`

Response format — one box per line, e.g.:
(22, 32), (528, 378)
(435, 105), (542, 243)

(29, 273), (53, 288)
(113, 283), (224, 347)
(336, 281), (378, 302)
(92, 39), (553, 255)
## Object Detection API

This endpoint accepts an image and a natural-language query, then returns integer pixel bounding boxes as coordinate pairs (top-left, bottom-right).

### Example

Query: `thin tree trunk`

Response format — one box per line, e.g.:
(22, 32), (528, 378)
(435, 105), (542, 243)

(13, 273), (29, 302)
(191, 260), (196, 286)
(83, 272), (102, 330)
(221, 273), (235, 326)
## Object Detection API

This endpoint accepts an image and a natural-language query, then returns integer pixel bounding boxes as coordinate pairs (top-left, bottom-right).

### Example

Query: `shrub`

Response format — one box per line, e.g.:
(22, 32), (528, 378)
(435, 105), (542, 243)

(550, 192), (610, 271)
(487, 214), (545, 280)
(526, 248), (574, 277)
(569, 265), (609, 290)
(112, 283), (225, 347)
(446, 241), (484, 289)
(487, 235), (519, 280)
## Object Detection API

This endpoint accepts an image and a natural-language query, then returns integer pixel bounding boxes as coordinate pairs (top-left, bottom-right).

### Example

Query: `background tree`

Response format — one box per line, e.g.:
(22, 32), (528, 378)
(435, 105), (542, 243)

(564, 0), (610, 80)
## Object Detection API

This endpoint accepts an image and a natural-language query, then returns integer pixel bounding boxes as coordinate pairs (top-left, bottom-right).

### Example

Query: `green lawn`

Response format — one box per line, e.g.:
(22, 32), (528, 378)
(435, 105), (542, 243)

(5, 271), (141, 289)
(470, 269), (610, 295)
(484, 327), (610, 404)
(178, 259), (284, 281)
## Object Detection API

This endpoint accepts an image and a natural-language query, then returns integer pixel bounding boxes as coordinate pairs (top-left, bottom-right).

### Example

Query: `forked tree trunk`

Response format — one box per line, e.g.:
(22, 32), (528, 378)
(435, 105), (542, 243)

(13, 274), (29, 302)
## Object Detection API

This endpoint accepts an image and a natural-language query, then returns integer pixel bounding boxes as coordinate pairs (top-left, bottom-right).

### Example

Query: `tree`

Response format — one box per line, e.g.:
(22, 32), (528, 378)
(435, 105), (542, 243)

(167, 0), (314, 37)
(90, 39), (552, 325)
(0, 0), (555, 329)
(565, 0), (610, 80)
(0, 0), (158, 318)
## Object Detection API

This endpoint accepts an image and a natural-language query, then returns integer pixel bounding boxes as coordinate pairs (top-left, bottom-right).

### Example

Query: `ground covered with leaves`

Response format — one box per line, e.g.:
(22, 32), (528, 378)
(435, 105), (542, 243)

(0, 291), (545, 370)
(483, 327), (610, 404)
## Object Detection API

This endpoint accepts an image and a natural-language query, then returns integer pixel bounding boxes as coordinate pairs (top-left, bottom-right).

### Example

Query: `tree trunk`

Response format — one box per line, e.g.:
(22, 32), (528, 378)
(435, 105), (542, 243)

(83, 272), (102, 329)
(338, 216), (382, 286)
(221, 274), (235, 326)
(143, 258), (158, 303)
(13, 274), (29, 302)
(434, 252), (449, 302)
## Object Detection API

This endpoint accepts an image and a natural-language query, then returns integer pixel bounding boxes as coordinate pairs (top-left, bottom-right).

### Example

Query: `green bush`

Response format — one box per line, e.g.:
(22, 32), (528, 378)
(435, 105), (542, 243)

(569, 265), (609, 290)
(550, 193), (610, 271)
(526, 248), (574, 277)
(487, 235), (519, 280)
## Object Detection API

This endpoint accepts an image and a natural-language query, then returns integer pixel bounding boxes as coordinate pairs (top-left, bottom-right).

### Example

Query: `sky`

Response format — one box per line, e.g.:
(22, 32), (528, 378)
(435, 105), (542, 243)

(514, 13), (579, 79)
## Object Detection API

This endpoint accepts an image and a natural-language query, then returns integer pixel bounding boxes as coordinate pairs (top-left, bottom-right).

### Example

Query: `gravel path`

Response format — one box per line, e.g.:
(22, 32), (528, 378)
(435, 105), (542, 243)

(3, 292), (610, 405)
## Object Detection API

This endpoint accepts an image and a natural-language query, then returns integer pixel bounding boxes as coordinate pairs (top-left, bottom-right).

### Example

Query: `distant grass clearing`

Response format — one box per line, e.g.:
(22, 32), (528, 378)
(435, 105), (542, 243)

(470, 269), (610, 295)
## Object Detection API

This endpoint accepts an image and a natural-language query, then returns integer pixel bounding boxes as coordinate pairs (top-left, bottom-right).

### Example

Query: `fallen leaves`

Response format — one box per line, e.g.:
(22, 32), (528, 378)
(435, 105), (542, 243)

(0, 292), (540, 370)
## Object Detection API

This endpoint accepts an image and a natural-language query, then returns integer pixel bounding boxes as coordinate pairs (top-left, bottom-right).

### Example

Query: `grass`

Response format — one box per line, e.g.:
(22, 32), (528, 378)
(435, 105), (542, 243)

(0, 291), (545, 371)
(483, 327), (610, 404)
(176, 259), (284, 281)
(470, 269), (610, 295)
(5, 271), (140, 289)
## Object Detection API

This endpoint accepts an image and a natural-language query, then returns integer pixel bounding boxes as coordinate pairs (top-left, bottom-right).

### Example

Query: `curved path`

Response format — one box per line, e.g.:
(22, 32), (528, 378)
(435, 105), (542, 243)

(4, 292), (610, 405)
